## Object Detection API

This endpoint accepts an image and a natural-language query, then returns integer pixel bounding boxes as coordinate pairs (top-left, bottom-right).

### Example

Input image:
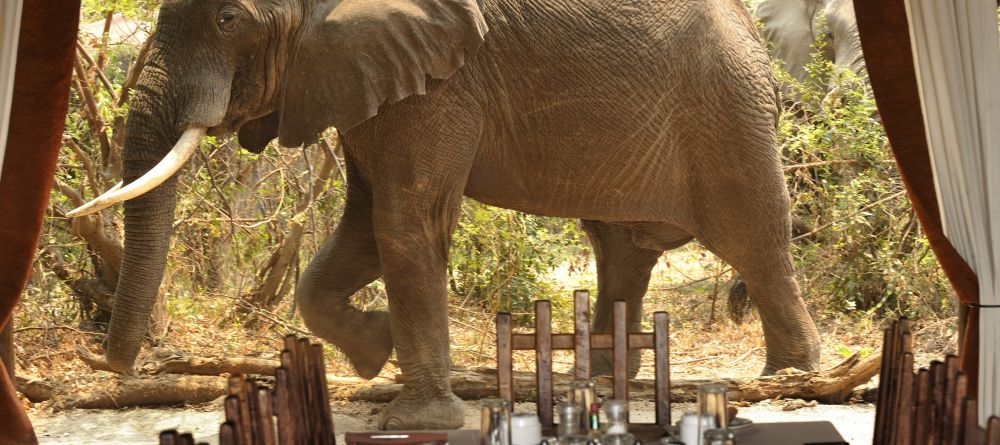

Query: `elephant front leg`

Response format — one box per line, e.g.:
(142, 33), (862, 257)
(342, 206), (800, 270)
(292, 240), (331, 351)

(296, 164), (392, 379)
(373, 201), (466, 430)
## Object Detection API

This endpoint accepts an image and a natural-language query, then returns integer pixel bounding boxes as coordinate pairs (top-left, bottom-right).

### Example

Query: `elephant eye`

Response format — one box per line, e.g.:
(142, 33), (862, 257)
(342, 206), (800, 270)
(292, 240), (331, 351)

(216, 7), (240, 32)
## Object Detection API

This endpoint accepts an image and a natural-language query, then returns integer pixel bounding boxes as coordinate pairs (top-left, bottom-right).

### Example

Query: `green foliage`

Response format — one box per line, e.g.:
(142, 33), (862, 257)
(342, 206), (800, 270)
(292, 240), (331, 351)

(81, 0), (160, 22)
(449, 200), (586, 317)
(777, 27), (952, 319)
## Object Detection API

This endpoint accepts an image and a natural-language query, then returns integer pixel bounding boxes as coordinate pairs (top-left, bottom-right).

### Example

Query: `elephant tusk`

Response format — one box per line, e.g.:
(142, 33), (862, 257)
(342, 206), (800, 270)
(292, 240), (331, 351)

(66, 127), (207, 218)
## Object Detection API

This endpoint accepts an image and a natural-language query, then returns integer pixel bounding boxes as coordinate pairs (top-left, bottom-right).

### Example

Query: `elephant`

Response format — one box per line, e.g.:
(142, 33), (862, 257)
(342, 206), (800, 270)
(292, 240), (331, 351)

(67, 0), (823, 430)
(752, 0), (865, 83)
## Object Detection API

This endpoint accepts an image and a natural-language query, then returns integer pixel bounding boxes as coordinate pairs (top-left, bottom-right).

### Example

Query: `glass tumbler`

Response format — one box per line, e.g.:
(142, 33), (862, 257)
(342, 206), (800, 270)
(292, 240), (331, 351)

(555, 402), (590, 445)
(696, 383), (729, 442)
(602, 399), (628, 435)
(568, 379), (597, 434)
(481, 398), (512, 445)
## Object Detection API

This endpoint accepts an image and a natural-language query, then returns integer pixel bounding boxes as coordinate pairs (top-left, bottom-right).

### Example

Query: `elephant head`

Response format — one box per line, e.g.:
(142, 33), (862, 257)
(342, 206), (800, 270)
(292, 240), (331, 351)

(67, 0), (487, 374)
(752, 0), (865, 83)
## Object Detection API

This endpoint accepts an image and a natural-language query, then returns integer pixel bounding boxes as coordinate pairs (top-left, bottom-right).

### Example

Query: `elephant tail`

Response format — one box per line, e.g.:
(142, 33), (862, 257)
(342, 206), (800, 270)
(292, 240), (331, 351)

(728, 275), (753, 324)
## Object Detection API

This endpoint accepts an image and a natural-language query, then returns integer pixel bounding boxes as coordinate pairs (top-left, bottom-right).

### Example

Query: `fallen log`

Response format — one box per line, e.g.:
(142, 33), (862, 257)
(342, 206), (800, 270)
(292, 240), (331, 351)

(141, 354), (280, 376)
(342, 352), (881, 404)
(53, 374), (228, 410)
(76, 345), (280, 376)
(15, 374), (55, 403)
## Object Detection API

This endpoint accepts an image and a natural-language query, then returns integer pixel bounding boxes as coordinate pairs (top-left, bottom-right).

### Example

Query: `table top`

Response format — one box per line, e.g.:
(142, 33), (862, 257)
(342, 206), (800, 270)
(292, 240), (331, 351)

(433, 421), (846, 445)
(732, 421), (846, 445)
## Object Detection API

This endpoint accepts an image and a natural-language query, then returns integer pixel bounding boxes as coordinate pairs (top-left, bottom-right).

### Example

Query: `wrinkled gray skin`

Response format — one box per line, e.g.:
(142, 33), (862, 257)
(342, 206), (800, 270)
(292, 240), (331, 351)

(752, 0), (865, 83)
(106, 0), (822, 429)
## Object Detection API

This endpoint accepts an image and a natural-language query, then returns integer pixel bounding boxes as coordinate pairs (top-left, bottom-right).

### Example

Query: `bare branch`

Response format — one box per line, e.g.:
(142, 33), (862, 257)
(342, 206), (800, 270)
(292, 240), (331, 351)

(75, 42), (119, 103)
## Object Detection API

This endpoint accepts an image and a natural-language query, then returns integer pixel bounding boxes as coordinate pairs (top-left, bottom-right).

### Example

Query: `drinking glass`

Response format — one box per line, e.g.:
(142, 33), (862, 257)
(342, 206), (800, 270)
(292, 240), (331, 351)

(481, 398), (512, 445)
(696, 383), (728, 443)
(567, 379), (597, 434)
(555, 402), (590, 445)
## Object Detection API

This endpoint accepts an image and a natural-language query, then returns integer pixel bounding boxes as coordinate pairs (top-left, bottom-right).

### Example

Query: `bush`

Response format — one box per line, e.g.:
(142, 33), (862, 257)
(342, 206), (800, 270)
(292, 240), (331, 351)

(449, 200), (586, 317)
(778, 32), (953, 319)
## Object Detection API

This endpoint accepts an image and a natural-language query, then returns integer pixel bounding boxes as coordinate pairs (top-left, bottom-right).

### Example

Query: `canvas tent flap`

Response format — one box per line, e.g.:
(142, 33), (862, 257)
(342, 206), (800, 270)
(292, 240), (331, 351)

(904, 0), (1000, 423)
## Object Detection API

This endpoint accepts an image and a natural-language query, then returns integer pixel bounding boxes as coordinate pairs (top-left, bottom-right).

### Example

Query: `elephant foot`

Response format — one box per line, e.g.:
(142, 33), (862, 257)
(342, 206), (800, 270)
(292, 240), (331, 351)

(591, 349), (641, 378)
(378, 390), (465, 430)
(342, 311), (393, 380)
(761, 349), (820, 375)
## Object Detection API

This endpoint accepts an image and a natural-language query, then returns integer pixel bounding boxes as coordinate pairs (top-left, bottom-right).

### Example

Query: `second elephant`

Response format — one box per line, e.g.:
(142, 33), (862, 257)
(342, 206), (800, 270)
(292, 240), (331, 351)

(753, 0), (866, 83)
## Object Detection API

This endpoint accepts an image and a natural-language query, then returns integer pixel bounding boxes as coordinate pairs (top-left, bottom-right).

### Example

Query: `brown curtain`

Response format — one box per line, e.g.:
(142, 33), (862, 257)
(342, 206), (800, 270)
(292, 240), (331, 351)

(0, 1), (81, 443)
(853, 0), (981, 388)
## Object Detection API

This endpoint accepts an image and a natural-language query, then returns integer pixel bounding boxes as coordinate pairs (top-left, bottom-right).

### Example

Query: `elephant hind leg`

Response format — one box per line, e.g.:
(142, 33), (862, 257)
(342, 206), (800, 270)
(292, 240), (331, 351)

(584, 220), (667, 378)
(296, 162), (391, 380)
(691, 188), (821, 374)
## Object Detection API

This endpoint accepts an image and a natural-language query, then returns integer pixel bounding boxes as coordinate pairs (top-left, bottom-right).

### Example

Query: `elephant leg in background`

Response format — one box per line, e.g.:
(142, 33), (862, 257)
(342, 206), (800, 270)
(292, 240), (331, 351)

(584, 220), (663, 378)
(295, 159), (391, 380)
(693, 179), (821, 374)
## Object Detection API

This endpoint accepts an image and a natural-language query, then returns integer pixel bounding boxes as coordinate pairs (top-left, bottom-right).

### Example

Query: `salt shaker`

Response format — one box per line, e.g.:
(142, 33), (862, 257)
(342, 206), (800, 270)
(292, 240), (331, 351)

(679, 412), (715, 445)
(511, 413), (542, 445)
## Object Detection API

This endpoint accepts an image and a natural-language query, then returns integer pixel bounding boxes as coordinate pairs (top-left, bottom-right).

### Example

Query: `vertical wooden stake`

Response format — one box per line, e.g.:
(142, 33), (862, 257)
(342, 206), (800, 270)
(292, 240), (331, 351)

(256, 386), (277, 445)
(275, 368), (296, 445)
(653, 311), (670, 428)
(894, 353), (915, 445)
(574, 290), (591, 380)
(311, 344), (336, 445)
(873, 326), (892, 445)
(159, 430), (178, 445)
(985, 415), (1000, 445)
(219, 422), (236, 445)
(914, 369), (932, 443)
(612, 300), (628, 403)
(496, 312), (514, 407)
(535, 301), (553, 429)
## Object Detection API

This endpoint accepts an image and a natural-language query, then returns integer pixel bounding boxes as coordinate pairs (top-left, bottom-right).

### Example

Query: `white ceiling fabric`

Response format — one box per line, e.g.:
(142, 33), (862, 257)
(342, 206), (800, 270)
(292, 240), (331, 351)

(0, 0), (24, 185)
(904, 0), (1000, 424)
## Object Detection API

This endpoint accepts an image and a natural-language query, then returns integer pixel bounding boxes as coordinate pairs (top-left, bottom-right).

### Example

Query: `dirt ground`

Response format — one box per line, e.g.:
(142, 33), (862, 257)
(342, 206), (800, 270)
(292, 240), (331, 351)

(19, 249), (947, 445)
(29, 399), (874, 444)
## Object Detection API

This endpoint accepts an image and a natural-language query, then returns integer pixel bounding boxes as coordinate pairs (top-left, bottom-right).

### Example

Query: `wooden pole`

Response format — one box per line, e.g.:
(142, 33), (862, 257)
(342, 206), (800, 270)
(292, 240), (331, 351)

(612, 300), (628, 402)
(535, 301), (553, 429)
(573, 290), (591, 380)
(496, 312), (514, 407)
(653, 311), (670, 428)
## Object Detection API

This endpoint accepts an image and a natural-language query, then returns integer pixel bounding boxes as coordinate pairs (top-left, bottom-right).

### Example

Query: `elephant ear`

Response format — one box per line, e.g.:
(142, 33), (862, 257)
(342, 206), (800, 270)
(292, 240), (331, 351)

(277, 0), (489, 147)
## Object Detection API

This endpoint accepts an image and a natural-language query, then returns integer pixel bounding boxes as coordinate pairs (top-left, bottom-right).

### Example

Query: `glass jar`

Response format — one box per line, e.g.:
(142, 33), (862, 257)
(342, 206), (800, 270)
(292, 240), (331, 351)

(703, 428), (736, 445)
(600, 433), (637, 445)
(480, 398), (511, 445)
(568, 380), (597, 434)
(697, 383), (729, 441)
(555, 402), (590, 445)
(602, 399), (628, 435)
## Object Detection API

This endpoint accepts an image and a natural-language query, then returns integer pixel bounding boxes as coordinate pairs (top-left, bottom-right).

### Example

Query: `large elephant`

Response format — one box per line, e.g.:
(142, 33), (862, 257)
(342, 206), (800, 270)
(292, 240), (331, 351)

(752, 0), (865, 82)
(68, 0), (822, 429)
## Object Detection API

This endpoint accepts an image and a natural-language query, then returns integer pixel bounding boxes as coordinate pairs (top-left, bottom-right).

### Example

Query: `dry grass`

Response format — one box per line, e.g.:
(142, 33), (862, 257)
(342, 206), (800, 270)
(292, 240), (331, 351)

(13, 243), (957, 413)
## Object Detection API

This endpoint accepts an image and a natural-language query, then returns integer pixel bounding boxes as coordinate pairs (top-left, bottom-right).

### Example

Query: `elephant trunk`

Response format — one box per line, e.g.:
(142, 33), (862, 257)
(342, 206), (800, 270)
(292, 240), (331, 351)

(101, 41), (229, 373)
(104, 164), (179, 373)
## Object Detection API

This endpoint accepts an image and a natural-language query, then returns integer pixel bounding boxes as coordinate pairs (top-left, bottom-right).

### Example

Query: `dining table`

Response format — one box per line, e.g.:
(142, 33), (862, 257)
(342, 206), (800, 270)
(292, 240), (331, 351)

(369, 421), (848, 445)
